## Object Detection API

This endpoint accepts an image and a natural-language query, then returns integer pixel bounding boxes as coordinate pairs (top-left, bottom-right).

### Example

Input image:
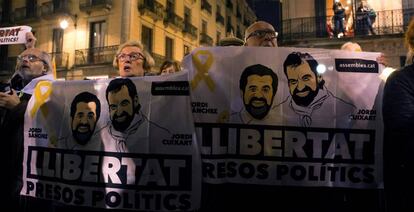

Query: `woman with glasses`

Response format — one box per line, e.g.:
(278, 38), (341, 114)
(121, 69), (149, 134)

(113, 40), (155, 77)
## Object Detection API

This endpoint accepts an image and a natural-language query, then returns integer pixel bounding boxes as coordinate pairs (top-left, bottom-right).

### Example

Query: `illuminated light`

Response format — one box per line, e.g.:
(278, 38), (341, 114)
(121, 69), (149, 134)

(317, 64), (327, 74)
(60, 19), (69, 29)
(345, 6), (349, 10)
(328, 66), (334, 71)
(347, 0), (351, 4)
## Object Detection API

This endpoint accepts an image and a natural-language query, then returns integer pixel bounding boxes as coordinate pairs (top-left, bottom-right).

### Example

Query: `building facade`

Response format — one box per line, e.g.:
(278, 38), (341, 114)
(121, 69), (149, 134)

(280, 0), (414, 69)
(0, 0), (256, 80)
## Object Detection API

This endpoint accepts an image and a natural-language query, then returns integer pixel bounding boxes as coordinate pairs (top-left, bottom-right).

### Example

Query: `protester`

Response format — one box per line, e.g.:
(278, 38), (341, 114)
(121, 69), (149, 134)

(160, 60), (181, 76)
(383, 18), (414, 212)
(244, 21), (278, 47)
(356, 1), (376, 35)
(0, 47), (54, 211)
(113, 40), (155, 77)
(333, 1), (346, 38)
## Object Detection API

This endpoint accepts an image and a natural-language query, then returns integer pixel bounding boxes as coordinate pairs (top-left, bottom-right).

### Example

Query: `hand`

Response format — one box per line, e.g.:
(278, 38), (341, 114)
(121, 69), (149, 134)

(377, 53), (388, 67)
(0, 90), (20, 110)
(25, 32), (37, 49)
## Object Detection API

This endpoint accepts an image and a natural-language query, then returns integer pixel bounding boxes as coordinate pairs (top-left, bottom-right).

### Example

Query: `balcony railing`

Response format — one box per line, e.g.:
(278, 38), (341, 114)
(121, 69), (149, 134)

(216, 12), (225, 25)
(138, 0), (164, 21)
(40, 1), (70, 18)
(183, 22), (197, 38)
(75, 45), (118, 66)
(50, 52), (69, 70)
(13, 6), (40, 23)
(79, 0), (112, 12)
(282, 8), (414, 42)
(164, 12), (184, 30)
(201, 0), (212, 14)
(226, 0), (233, 11)
(200, 32), (213, 46)
(152, 52), (165, 70)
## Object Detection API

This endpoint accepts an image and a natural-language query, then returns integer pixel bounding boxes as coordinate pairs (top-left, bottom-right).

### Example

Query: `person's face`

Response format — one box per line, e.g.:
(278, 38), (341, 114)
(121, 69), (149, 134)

(117, 46), (145, 77)
(108, 85), (136, 132)
(286, 61), (319, 106)
(242, 74), (274, 119)
(245, 22), (278, 47)
(161, 65), (176, 76)
(71, 101), (97, 145)
(17, 49), (47, 81)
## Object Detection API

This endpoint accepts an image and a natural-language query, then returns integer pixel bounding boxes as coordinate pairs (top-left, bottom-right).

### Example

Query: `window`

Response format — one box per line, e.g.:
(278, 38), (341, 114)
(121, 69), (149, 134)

(52, 28), (64, 53)
(184, 6), (191, 23)
(89, 21), (106, 48)
(167, 0), (175, 15)
(165, 37), (174, 61)
(202, 20), (207, 33)
(26, 0), (37, 18)
(184, 45), (190, 56)
(216, 31), (221, 45)
(141, 25), (153, 53)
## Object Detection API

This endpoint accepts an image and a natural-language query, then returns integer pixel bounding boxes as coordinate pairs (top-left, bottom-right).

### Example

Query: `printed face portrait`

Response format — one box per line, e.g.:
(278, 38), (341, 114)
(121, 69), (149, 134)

(286, 61), (319, 107)
(108, 85), (137, 132)
(71, 101), (98, 145)
(242, 74), (275, 119)
(117, 46), (145, 77)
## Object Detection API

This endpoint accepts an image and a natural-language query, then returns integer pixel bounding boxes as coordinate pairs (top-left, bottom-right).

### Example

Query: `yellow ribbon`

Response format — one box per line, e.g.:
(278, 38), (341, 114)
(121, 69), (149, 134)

(191, 50), (215, 92)
(30, 81), (52, 118)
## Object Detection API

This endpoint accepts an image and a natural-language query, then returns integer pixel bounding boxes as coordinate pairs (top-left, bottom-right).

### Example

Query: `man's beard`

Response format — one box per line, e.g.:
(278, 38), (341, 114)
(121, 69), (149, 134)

(72, 124), (94, 145)
(112, 111), (134, 132)
(292, 86), (319, 107)
(244, 97), (272, 120)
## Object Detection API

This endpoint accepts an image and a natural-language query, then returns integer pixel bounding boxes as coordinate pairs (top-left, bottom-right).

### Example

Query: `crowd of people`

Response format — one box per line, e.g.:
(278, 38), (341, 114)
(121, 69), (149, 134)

(0, 15), (413, 211)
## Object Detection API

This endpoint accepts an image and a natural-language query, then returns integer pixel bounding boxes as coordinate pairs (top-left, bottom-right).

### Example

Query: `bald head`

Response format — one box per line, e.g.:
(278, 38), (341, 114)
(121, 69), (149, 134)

(244, 21), (278, 47)
(341, 42), (362, 52)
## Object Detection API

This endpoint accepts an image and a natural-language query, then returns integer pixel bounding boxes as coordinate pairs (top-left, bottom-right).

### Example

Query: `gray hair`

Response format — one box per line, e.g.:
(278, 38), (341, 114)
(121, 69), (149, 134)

(113, 40), (155, 72)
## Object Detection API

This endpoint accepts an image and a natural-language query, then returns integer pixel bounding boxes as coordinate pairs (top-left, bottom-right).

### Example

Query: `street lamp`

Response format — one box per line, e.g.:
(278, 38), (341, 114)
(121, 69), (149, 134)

(59, 14), (78, 29)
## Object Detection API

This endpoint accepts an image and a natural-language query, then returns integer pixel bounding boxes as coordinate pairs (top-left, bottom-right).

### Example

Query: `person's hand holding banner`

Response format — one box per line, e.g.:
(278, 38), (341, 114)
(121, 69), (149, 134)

(0, 25), (32, 45)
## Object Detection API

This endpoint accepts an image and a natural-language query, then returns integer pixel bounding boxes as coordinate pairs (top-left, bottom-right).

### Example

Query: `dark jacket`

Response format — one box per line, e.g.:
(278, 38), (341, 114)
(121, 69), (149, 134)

(333, 3), (345, 20)
(0, 92), (31, 211)
(383, 64), (414, 212)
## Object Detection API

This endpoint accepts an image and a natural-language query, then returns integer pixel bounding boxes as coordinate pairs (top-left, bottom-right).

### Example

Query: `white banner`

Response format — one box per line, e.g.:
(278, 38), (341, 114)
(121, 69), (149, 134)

(184, 47), (384, 189)
(0, 25), (32, 45)
(21, 72), (201, 211)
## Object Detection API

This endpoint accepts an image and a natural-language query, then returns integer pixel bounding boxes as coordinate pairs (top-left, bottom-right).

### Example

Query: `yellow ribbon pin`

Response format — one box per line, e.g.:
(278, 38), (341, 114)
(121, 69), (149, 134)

(191, 50), (215, 92)
(30, 81), (52, 118)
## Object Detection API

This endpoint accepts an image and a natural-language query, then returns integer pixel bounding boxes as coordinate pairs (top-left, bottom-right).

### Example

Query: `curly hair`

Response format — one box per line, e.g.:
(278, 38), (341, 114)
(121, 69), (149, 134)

(405, 18), (414, 50)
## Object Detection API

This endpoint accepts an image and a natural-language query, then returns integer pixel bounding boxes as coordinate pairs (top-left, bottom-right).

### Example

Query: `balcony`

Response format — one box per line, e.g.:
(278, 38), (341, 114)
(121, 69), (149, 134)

(50, 52), (69, 70)
(216, 12), (224, 25)
(183, 22), (197, 38)
(13, 6), (40, 23)
(40, 1), (70, 19)
(281, 8), (414, 43)
(201, 0), (212, 14)
(79, 0), (112, 13)
(164, 12), (184, 31)
(138, 0), (164, 21)
(75, 45), (118, 67)
(200, 32), (213, 46)
(151, 52), (165, 70)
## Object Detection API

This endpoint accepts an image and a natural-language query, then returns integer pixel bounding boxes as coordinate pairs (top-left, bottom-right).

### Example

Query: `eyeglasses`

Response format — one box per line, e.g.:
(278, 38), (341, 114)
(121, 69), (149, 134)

(246, 30), (278, 41)
(17, 54), (44, 63)
(117, 52), (145, 62)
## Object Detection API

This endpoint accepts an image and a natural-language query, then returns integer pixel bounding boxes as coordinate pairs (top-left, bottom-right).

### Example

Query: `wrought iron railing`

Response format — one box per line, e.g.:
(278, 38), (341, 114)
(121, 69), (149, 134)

(282, 8), (414, 42)
(183, 22), (198, 38)
(13, 6), (40, 22)
(216, 12), (225, 25)
(201, 0), (212, 14)
(164, 12), (184, 30)
(200, 32), (214, 46)
(40, 1), (70, 17)
(79, 0), (112, 11)
(75, 45), (118, 66)
(138, 0), (164, 21)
